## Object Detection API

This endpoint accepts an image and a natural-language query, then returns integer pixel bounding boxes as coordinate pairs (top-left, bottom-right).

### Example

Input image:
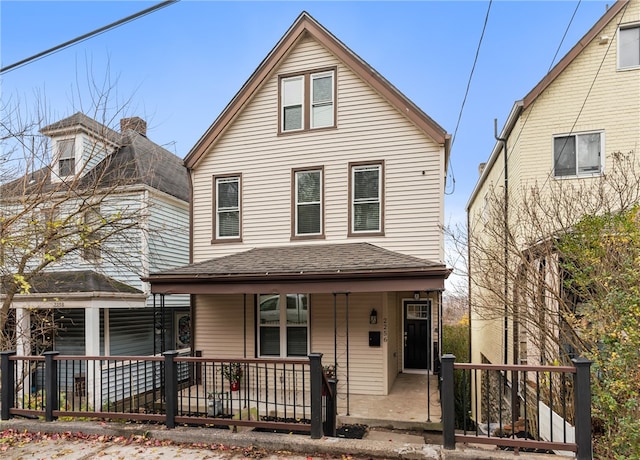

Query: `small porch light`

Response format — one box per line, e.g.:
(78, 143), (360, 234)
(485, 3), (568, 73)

(413, 291), (420, 300)
(369, 309), (378, 324)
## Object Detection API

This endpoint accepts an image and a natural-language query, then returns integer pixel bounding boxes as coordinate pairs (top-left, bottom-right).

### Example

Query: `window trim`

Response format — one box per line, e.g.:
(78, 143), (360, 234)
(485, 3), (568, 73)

(81, 204), (102, 262)
(278, 67), (337, 135)
(257, 293), (310, 358)
(348, 161), (385, 236)
(212, 173), (242, 244)
(552, 131), (604, 179)
(618, 23), (640, 71)
(57, 138), (76, 177)
(291, 166), (325, 240)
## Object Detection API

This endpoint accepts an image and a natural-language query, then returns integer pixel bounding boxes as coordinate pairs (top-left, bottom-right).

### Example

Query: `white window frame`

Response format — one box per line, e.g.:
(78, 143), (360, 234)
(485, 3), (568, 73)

(552, 131), (604, 178)
(294, 169), (322, 237)
(258, 293), (309, 358)
(618, 24), (640, 70)
(351, 163), (382, 233)
(310, 71), (334, 129)
(281, 75), (304, 132)
(82, 204), (102, 262)
(57, 138), (75, 177)
(215, 176), (240, 240)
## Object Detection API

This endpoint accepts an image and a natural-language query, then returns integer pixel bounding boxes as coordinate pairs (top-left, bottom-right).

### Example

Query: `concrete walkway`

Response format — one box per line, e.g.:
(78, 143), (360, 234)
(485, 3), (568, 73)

(0, 419), (563, 460)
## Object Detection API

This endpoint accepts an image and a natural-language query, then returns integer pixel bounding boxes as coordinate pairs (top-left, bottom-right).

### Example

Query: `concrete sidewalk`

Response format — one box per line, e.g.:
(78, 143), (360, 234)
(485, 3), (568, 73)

(0, 419), (562, 460)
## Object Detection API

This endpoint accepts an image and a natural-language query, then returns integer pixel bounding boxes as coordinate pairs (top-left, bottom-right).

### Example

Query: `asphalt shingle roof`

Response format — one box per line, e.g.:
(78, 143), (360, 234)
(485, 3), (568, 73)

(154, 243), (445, 278)
(9, 270), (142, 294)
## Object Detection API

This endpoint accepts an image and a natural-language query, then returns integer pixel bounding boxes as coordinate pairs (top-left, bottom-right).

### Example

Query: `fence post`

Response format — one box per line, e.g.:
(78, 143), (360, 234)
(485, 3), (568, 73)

(44, 351), (59, 422)
(573, 357), (593, 460)
(164, 350), (178, 429)
(441, 354), (456, 450)
(309, 352), (324, 439)
(1, 351), (16, 420)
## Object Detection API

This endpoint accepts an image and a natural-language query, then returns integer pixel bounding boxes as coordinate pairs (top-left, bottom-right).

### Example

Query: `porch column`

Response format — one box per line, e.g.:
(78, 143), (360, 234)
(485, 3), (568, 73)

(85, 306), (101, 406)
(15, 307), (31, 356)
(15, 308), (31, 398)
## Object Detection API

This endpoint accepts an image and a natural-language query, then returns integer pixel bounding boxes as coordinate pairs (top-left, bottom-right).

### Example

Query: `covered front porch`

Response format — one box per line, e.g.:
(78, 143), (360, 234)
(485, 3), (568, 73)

(341, 372), (442, 431)
(146, 243), (450, 432)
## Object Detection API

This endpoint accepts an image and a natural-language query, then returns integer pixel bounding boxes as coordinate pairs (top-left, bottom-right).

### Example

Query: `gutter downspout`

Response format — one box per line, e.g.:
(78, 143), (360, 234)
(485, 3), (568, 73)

(495, 119), (509, 366)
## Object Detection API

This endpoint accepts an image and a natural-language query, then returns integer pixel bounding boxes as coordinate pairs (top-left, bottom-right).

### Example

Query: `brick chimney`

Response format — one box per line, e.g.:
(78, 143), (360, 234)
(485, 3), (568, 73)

(120, 117), (147, 136)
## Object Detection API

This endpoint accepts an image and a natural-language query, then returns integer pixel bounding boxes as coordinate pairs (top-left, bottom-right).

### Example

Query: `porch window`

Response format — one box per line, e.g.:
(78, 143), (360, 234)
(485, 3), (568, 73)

(350, 162), (383, 234)
(213, 175), (241, 241)
(293, 168), (322, 237)
(619, 25), (640, 69)
(57, 139), (75, 177)
(258, 294), (308, 357)
(553, 132), (602, 177)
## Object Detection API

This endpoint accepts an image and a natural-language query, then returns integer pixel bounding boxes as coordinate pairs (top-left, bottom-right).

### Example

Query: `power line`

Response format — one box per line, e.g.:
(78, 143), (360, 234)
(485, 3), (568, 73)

(0, 0), (179, 74)
(446, 0), (493, 196)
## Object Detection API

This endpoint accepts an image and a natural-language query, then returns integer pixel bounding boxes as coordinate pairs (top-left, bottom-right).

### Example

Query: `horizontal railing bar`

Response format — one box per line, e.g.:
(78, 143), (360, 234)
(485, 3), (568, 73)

(53, 355), (164, 362)
(53, 411), (166, 423)
(10, 408), (43, 417)
(456, 434), (577, 452)
(454, 363), (576, 373)
(175, 416), (311, 431)
(9, 356), (45, 362)
(175, 357), (310, 365)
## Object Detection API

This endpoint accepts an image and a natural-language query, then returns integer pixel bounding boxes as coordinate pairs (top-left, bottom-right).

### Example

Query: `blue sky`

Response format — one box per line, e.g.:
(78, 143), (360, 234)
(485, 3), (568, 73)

(1, 0), (611, 288)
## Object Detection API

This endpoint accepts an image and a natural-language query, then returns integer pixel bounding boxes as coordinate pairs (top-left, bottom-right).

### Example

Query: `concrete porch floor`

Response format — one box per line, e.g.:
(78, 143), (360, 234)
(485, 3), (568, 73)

(338, 373), (441, 432)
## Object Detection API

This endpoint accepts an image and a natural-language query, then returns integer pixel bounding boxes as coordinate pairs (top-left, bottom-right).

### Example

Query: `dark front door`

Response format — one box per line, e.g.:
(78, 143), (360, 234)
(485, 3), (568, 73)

(404, 300), (431, 370)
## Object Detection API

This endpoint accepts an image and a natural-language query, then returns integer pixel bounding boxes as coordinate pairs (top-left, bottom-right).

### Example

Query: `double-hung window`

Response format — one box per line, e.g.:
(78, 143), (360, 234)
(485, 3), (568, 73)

(350, 162), (383, 234)
(258, 294), (308, 357)
(213, 175), (241, 241)
(57, 139), (75, 177)
(293, 168), (323, 237)
(553, 132), (603, 177)
(280, 68), (335, 133)
(619, 25), (640, 69)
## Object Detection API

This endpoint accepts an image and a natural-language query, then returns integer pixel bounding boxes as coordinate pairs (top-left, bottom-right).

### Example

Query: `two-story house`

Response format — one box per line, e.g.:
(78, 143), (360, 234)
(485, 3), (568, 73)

(1, 113), (190, 380)
(147, 12), (451, 417)
(466, 0), (639, 428)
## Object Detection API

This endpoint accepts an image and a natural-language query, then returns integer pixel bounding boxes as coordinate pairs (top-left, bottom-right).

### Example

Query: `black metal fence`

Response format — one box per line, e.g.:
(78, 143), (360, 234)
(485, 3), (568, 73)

(0, 350), (336, 439)
(441, 354), (592, 459)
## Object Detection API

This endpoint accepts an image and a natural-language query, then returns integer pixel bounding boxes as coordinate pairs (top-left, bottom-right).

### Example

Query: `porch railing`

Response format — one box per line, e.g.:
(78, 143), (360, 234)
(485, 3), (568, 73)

(441, 354), (592, 459)
(0, 350), (336, 439)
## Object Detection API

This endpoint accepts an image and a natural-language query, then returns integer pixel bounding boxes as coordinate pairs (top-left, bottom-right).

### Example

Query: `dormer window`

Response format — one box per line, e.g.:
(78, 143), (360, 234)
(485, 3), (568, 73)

(279, 68), (336, 133)
(57, 139), (75, 176)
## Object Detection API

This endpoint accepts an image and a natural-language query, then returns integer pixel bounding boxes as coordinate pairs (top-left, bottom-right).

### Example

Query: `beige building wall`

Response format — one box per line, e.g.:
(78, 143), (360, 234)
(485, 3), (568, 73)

(469, 0), (640, 369)
(190, 35), (445, 264)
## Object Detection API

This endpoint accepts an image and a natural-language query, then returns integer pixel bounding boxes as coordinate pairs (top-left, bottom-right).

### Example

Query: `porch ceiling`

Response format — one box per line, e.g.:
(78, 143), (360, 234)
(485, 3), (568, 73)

(146, 243), (451, 295)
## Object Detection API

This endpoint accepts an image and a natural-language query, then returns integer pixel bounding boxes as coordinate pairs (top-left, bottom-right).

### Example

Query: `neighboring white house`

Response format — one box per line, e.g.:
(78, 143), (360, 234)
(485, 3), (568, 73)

(1, 113), (190, 375)
(147, 11), (451, 410)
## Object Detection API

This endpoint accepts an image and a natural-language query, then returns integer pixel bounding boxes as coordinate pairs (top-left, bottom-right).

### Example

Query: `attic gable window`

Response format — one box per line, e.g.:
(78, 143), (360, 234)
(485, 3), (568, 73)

(553, 132), (603, 178)
(213, 175), (241, 242)
(57, 139), (75, 177)
(619, 25), (640, 69)
(279, 68), (335, 133)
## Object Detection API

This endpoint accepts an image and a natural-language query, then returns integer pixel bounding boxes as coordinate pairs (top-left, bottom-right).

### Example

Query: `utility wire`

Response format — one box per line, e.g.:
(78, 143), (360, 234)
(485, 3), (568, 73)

(446, 0), (493, 196)
(1, 0), (179, 74)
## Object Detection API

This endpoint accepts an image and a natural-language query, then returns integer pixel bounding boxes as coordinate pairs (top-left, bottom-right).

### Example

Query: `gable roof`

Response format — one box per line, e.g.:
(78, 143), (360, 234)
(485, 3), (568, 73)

(1, 270), (143, 295)
(184, 11), (450, 170)
(467, 0), (629, 211)
(146, 242), (451, 294)
(2, 113), (189, 202)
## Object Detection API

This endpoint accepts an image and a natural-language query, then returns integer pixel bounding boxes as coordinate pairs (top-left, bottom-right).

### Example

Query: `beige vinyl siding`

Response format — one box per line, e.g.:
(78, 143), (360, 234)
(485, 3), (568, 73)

(191, 35), (445, 263)
(385, 291), (400, 392)
(469, 2), (640, 369)
(194, 294), (254, 357)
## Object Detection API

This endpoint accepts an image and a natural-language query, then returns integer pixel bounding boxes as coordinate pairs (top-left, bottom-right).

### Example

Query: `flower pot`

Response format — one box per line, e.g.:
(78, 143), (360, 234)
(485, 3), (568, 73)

(230, 381), (240, 391)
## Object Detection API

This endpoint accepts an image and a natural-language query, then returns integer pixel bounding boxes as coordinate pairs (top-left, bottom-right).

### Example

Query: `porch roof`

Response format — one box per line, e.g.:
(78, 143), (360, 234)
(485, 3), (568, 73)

(145, 243), (451, 294)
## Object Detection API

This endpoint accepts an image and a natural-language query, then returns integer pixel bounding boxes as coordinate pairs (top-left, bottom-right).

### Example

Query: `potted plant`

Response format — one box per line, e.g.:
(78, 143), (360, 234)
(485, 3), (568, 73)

(322, 365), (336, 396)
(221, 362), (243, 391)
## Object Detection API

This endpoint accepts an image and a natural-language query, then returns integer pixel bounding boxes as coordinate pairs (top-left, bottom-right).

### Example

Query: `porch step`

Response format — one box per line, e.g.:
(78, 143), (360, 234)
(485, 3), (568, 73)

(338, 414), (442, 432)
